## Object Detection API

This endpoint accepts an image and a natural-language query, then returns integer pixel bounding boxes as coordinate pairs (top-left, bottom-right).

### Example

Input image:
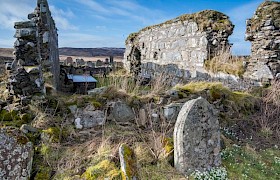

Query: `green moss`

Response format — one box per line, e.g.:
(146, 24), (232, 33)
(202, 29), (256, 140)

(34, 166), (52, 180)
(138, 160), (185, 179)
(82, 160), (121, 180)
(0, 110), (34, 128)
(121, 144), (138, 179)
(42, 127), (61, 143)
(176, 82), (258, 118)
(0, 110), (20, 121)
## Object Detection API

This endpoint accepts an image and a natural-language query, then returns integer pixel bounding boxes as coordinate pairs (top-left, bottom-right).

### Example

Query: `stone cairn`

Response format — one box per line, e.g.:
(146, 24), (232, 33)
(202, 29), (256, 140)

(174, 97), (221, 175)
(244, 1), (280, 81)
(7, 0), (59, 102)
(124, 10), (234, 80)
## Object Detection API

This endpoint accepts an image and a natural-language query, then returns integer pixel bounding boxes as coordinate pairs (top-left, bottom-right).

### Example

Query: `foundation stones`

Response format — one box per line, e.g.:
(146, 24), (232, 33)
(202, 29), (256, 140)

(0, 127), (33, 180)
(174, 97), (221, 175)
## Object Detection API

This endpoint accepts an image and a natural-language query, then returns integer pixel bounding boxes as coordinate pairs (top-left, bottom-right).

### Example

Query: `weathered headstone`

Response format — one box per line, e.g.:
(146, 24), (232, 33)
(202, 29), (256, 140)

(0, 127), (33, 179)
(119, 144), (138, 180)
(174, 97), (220, 175)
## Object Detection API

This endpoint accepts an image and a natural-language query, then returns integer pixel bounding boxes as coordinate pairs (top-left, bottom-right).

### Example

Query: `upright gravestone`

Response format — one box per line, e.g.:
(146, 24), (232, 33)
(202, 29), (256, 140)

(174, 97), (221, 175)
(0, 127), (33, 179)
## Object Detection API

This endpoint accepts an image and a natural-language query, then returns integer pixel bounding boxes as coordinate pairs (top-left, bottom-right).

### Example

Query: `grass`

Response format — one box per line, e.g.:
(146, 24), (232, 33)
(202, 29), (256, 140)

(222, 144), (280, 179)
(204, 50), (246, 77)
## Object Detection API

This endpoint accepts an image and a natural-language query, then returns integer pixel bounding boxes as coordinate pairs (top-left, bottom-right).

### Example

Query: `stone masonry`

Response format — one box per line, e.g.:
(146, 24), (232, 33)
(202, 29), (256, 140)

(124, 10), (234, 80)
(0, 127), (33, 180)
(174, 97), (221, 175)
(244, 1), (280, 81)
(8, 0), (59, 100)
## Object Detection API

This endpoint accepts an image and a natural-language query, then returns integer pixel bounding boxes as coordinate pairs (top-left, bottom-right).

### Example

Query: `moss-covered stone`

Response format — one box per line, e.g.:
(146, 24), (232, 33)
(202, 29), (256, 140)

(119, 144), (138, 180)
(82, 160), (121, 180)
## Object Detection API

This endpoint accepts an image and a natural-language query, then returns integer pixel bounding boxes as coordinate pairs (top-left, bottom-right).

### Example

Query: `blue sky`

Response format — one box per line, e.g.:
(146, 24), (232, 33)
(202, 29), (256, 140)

(0, 0), (276, 55)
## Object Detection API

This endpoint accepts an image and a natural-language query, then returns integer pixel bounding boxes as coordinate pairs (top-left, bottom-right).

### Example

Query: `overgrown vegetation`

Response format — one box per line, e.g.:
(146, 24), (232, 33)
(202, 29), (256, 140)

(204, 50), (246, 77)
(1, 65), (279, 179)
(250, 1), (280, 31)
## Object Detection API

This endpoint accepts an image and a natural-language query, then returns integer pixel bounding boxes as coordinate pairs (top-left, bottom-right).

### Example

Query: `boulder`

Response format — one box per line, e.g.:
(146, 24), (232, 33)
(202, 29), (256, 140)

(0, 127), (33, 179)
(74, 105), (105, 129)
(111, 101), (135, 123)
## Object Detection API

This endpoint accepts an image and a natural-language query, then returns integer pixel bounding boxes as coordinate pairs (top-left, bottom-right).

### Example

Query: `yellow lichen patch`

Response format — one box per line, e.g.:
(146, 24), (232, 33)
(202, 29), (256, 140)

(163, 137), (174, 155)
(82, 160), (121, 180)
(120, 144), (138, 180)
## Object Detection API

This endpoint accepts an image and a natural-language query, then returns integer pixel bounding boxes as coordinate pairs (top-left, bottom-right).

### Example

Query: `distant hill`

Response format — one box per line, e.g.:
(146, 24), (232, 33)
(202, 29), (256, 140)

(59, 47), (125, 57)
(0, 47), (125, 58)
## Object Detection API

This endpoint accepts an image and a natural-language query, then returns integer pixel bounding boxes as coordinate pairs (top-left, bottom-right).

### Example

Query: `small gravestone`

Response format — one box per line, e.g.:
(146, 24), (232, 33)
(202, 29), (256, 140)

(119, 144), (138, 180)
(0, 127), (33, 179)
(174, 97), (220, 175)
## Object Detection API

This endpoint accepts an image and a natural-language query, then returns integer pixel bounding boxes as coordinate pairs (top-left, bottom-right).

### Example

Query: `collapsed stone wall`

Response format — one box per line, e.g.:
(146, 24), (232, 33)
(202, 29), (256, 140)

(244, 1), (280, 81)
(8, 0), (59, 100)
(124, 10), (234, 80)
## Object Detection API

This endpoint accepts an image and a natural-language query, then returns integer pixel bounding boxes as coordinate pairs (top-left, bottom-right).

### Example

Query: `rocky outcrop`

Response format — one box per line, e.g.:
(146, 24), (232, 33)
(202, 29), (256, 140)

(0, 127), (33, 180)
(174, 97), (220, 175)
(7, 0), (59, 100)
(244, 1), (280, 81)
(124, 10), (234, 80)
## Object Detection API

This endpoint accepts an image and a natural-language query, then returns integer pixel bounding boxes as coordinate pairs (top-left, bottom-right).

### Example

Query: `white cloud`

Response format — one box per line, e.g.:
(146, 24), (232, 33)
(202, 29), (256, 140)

(0, 0), (33, 30)
(75, 0), (168, 26)
(49, 6), (78, 30)
(59, 33), (124, 47)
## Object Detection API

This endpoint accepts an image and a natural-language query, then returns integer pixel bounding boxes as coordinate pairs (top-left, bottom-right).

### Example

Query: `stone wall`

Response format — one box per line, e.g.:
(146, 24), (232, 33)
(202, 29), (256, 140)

(8, 0), (59, 99)
(124, 10), (234, 79)
(244, 1), (280, 81)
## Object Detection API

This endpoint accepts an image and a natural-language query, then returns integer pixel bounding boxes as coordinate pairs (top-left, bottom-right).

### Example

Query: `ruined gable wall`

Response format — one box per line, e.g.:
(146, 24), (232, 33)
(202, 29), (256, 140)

(8, 0), (59, 99)
(124, 10), (234, 80)
(244, 1), (280, 81)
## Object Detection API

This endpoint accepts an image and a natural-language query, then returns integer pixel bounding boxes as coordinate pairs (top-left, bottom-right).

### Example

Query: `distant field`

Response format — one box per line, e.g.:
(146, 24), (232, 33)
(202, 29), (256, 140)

(0, 48), (13, 57)
(0, 48), (124, 63)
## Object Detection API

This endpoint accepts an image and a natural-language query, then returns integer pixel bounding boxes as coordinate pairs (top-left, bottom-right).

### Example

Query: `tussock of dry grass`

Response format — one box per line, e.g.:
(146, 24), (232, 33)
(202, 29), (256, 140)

(204, 50), (245, 77)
